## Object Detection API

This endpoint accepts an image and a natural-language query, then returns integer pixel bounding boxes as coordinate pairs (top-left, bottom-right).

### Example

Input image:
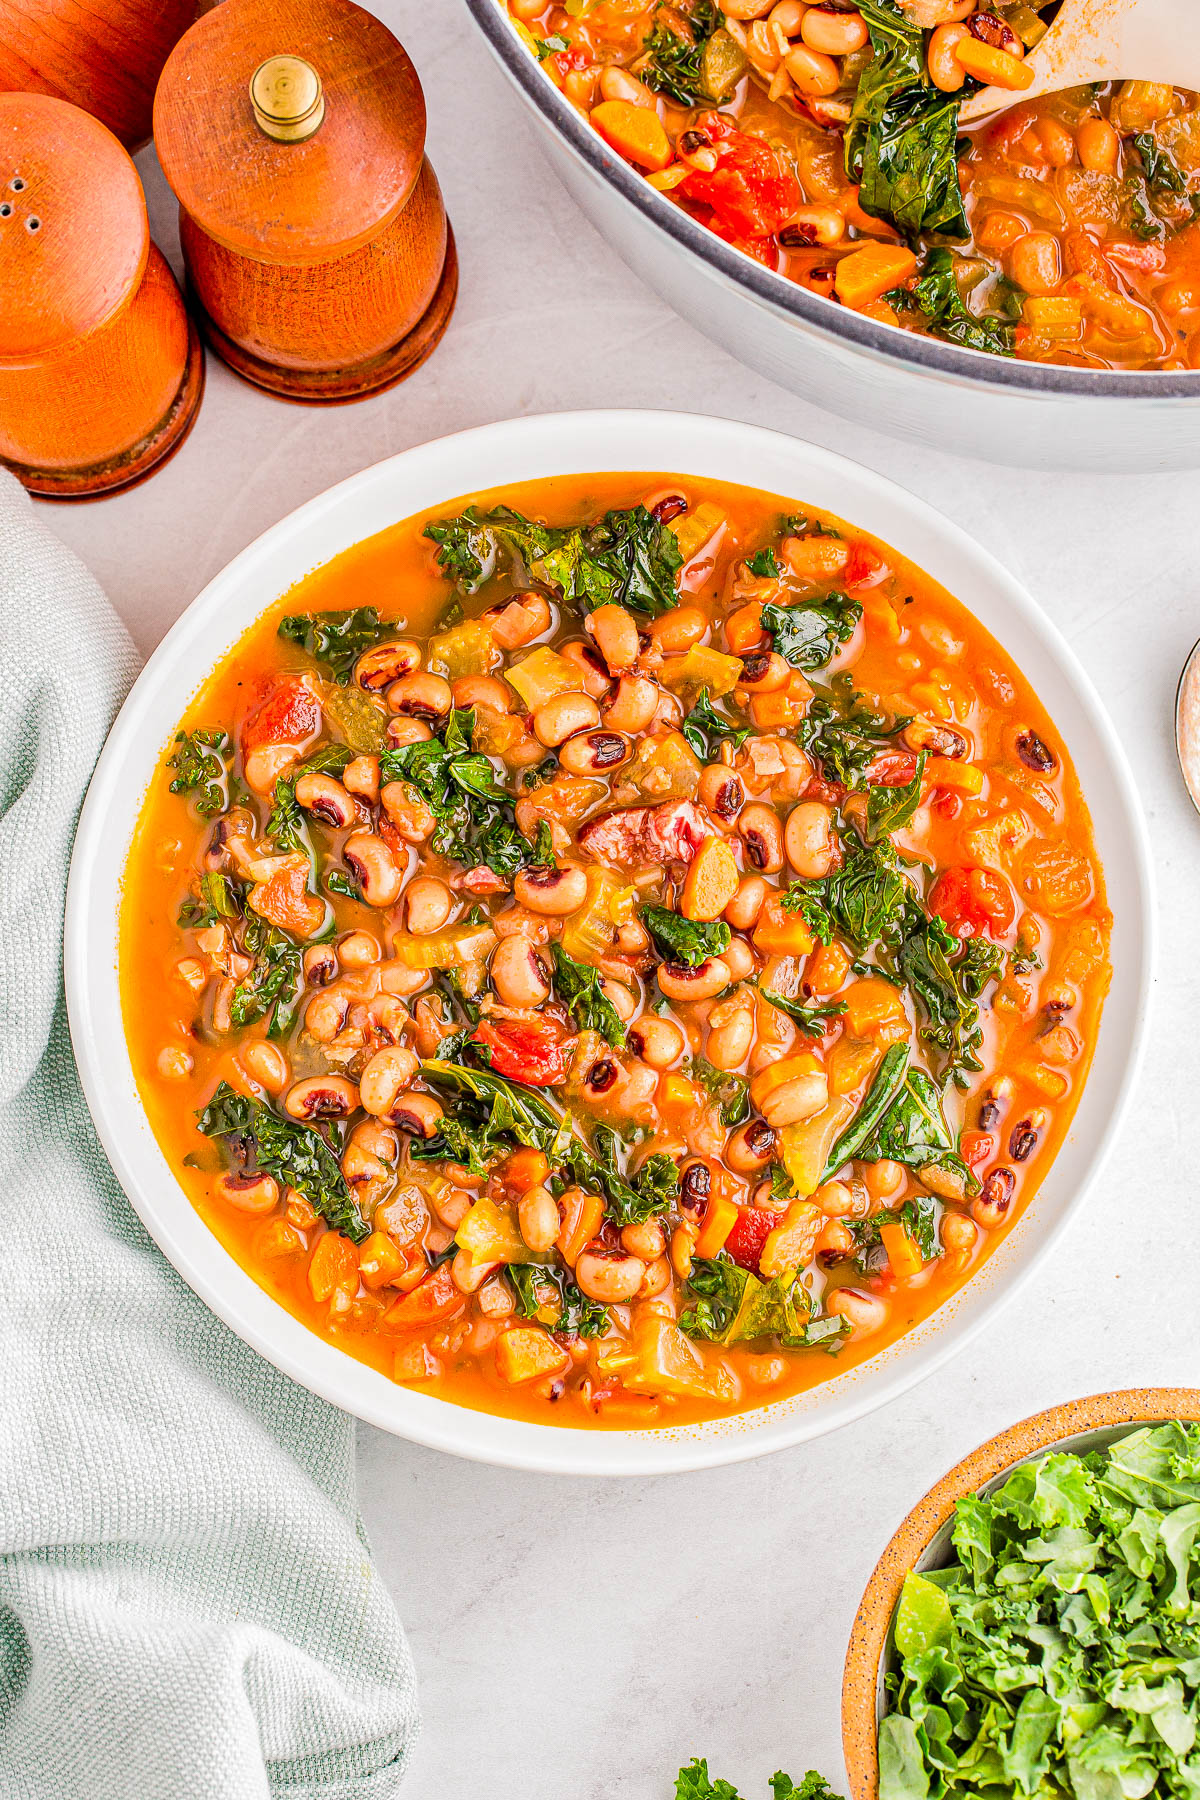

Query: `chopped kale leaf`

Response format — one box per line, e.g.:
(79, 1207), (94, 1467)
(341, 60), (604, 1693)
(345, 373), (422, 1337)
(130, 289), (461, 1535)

(277, 607), (393, 684)
(197, 1081), (368, 1241)
(167, 730), (230, 817)
(761, 593), (862, 672)
(642, 905), (732, 969)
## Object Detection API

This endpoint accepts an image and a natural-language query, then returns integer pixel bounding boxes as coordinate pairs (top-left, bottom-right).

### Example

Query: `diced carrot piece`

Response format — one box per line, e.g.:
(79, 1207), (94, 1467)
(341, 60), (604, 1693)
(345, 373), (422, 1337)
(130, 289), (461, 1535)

(495, 1326), (571, 1385)
(680, 836), (740, 923)
(382, 1263), (465, 1332)
(841, 977), (909, 1042)
(357, 1230), (407, 1291)
(834, 242), (919, 310)
(750, 1052), (824, 1114)
(724, 601), (765, 654)
(657, 1072), (702, 1125)
(694, 1193), (739, 1259)
(879, 1220), (922, 1280)
(925, 756), (984, 795)
(590, 100), (672, 172)
(954, 38), (1034, 88)
(805, 942), (851, 997)
(975, 210), (1026, 253)
(500, 1147), (551, 1193)
(753, 894), (816, 957)
(750, 690), (808, 730)
(308, 1232), (359, 1302)
(556, 1189), (605, 1267)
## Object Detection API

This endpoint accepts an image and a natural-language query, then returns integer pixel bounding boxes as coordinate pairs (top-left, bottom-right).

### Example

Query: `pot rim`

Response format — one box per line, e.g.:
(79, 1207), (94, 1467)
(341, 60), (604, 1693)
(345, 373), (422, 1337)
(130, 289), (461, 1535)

(840, 1386), (1200, 1798)
(464, 0), (1200, 403)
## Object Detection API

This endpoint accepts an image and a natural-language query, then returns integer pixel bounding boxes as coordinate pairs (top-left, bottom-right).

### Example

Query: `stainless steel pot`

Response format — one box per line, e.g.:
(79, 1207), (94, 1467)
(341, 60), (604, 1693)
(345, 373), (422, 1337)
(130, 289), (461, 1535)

(465, 0), (1200, 472)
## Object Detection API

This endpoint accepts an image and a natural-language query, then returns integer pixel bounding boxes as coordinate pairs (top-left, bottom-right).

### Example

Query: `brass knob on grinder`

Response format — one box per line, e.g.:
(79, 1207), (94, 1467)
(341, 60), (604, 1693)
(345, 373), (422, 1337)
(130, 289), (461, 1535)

(250, 55), (324, 143)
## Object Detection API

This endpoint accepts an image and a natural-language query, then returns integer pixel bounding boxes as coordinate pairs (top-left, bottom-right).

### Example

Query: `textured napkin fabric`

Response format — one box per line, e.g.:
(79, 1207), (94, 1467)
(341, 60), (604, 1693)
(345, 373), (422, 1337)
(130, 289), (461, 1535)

(0, 471), (419, 1800)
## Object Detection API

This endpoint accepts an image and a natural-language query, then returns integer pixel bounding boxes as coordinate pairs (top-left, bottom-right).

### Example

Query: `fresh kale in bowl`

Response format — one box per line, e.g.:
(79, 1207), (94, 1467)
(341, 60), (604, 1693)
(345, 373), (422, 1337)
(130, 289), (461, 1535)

(881, 1422), (1200, 1798)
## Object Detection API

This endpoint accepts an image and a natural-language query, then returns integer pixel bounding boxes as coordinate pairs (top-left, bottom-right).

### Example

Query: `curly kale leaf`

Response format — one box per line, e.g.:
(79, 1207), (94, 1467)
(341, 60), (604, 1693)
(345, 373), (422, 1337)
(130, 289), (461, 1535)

(761, 594), (862, 672)
(423, 503), (681, 617)
(642, 905), (732, 969)
(900, 249), (1017, 357)
(681, 687), (753, 761)
(277, 607), (394, 684)
(506, 1264), (609, 1339)
(551, 943), (626, 1048)
(167, 730), (230, 817)
(197, 1082), (368, 1242)
(379, 708), (535, 880)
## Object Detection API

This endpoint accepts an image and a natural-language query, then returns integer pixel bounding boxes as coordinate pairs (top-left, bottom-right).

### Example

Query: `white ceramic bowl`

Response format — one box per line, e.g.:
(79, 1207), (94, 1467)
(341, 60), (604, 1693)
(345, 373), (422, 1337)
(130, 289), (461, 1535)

(67, 409), (1152, 1476)
(464, 0), (1200, 473)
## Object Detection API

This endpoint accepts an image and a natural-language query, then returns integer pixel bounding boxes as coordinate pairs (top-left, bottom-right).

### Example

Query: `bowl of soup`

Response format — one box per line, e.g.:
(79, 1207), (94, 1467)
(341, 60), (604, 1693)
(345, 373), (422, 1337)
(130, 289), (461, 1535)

(465, 0), (1200, 470)
(66, 409), (1150, 1474)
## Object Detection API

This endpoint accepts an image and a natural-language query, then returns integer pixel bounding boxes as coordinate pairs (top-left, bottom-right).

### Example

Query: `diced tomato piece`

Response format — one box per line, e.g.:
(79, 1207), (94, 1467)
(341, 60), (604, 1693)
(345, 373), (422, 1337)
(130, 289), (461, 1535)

(804, 776), (846, 807)
(960, 1130), (996, 1169)
(383, 1263), (465, 1332)
(241, 676), (320, 752)
(681, 119), (801, 239)
(550, 45), (589, 76)
(844, 541), (889, 589)
(985, 104), (1037, 159)
(928, 866), (1016, 939)
(865, 750), (919, 787)
(724, 1205), (776, 1275)
(932, 789), (962, 821)
(470, 1017), (569, 1086)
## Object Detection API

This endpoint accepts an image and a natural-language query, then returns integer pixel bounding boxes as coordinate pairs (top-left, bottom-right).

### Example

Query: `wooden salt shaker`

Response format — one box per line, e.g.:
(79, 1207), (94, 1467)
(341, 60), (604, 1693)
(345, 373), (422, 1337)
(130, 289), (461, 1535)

(0, 0), (198, 150)
(0, 93), (204, 499)
(154, 0), (458, 403)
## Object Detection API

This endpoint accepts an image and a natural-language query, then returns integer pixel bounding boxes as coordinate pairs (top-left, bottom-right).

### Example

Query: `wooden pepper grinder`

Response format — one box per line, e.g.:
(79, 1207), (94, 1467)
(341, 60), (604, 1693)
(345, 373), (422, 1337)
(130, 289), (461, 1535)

(153, 0), (458, 403)
(0, 93), (204, 498)
(0, 0), (199, 150)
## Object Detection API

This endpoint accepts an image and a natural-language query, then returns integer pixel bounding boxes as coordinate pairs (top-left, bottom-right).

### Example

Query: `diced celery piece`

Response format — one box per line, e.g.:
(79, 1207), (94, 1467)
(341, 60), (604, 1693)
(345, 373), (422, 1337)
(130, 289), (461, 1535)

(504, 645), (583, 711)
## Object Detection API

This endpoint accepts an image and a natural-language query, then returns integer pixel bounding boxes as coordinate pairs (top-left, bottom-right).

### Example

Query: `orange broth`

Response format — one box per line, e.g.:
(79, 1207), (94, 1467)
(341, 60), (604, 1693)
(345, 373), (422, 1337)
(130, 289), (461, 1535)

(121, 473), (1110, 1428)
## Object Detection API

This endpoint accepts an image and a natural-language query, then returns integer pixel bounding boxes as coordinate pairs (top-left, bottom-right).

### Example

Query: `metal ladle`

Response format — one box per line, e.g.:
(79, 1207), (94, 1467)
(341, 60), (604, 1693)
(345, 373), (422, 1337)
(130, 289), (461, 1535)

(959, 0), (1200, 123)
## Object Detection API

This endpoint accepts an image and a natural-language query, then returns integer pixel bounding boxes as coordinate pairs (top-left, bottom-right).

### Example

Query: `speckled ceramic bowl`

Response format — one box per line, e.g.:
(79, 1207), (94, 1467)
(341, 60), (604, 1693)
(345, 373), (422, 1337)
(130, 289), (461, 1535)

(841, 1387), (1200, 1797)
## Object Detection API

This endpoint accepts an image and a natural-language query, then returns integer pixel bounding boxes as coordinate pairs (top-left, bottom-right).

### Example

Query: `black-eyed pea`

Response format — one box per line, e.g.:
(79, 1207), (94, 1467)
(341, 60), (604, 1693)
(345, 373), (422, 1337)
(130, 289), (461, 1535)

(670, 1222), (696, 1281)
(452, 675), (510, 713)
(284, 1075), (359, 1119)
(725, 1116), (777, 1173)
(385, 718), (433, 750)
(532, 692), (601, 747)
(927, 20), (968, 88)
(626, 1014), (684, 1069)
(600, 975), (637, 1022)
(783, 41), (840, 93)
(389, 1091), (445, 1140)
(801, 5), (868, 52)
(598, 62), (655, 106)
(722, 935), (756, 982)
(650, 605), (707, 653)
(725, 874), (767, 931)
(485, 590), (552, 649)
(156, 1046), (193, 1079)
(359, 1045), (419, 1118)
(621, 1218), (666, 1260)
(586, 603), (640, 673)
(558, 640), (612, 699)
(657, 956), (732, 1002)
(354, 641), (420, 692)
(490, 937), (551, 1008)
(557, 729), (631, 774)
(380, 783), (435, 844)
(575, 1250), (646, 1304)
(706, 998), (754, 1070)
(385, 671), (452, 722)
(603, 675), (659, 734)
(615, 1060), (658, 1113)
(295, 772), (356, 828)
(738, 802), (785, 873)
(637, 1255), (672, 1300)
(338, 930), (381, 968)
(972, 1165), (1015, 1230)
(243, 744), (300, 795)
(784, 800), (836, 877)
(861, 1158), (906, 1202)
(216, 1171), (280, 1214)
(941, 1211), (977, 1253)
(451, 1249), (499, 1294)
(344, 831), (404, 908)
(431, 1186), (471, 1230)
(343, 754), (381, 802)
(303, 942), (338, 986)
(697, 763), (745, 822)
(512, 864), (588, 914)
(738, 651), (789, 693)
(240, 1040), (289, 1091)
(813, 1179), (857, 1217)
(826, 1286), (889, 1337)
(518, 1185), (561, 1254)
(403, 875), (453, 935)
(378, 959), (432, 997)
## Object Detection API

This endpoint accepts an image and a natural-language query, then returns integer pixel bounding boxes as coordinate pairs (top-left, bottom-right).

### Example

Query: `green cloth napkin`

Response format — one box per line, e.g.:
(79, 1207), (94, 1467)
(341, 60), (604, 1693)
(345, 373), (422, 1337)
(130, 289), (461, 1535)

(0, 471), (419, 1800)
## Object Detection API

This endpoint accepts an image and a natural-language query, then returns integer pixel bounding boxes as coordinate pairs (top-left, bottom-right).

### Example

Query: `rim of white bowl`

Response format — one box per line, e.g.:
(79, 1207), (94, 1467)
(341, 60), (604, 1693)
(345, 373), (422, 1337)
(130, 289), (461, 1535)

(464, 0), (1200, 402)
(66, 409), (1154, 1477)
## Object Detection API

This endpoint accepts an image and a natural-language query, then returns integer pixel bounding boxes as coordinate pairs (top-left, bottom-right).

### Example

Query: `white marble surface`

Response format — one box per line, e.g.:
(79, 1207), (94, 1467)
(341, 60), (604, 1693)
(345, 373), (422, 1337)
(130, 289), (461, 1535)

(46, 4), (1200, 1794)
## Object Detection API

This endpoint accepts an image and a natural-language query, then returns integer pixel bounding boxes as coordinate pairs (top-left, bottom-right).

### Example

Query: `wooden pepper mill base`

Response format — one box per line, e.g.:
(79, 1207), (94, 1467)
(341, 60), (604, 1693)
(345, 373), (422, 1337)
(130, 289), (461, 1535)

(14, 311), (205, 500)
(186, 227), (457, 404)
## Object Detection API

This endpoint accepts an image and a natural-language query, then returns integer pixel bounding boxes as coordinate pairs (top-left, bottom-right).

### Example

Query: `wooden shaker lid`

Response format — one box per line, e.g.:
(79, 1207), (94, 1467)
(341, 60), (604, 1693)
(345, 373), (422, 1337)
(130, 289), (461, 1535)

(0, 92), (147, 363)
(153, 0), (427, 266)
